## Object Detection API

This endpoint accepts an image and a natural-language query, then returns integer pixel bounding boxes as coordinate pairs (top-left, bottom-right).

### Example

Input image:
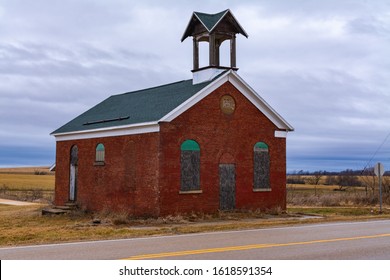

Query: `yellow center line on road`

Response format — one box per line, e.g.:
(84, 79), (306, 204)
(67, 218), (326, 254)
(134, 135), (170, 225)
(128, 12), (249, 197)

(122, 233), (390, 260)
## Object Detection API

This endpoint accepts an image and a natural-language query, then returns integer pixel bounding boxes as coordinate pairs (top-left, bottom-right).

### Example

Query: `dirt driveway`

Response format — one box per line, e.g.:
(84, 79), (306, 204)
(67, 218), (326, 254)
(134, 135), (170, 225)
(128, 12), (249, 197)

(0, 198), (40, 206)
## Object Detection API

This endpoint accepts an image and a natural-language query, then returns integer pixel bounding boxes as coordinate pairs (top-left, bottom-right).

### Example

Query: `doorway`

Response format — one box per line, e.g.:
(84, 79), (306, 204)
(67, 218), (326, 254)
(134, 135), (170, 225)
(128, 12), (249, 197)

(219, 164), (236, 211)
(69, 145), (78, 201)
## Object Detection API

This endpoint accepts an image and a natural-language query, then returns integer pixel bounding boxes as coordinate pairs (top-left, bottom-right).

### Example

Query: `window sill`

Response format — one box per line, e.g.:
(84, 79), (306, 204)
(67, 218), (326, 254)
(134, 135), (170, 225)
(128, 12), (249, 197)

(93, 161), (105, 166)
(253, 188), (271, 192)
(179, 190), (203, 194)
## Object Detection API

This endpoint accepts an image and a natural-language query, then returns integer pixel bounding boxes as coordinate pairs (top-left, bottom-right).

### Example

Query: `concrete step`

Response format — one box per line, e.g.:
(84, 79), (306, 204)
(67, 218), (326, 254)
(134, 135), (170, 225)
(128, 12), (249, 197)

(42, 208), (70, 215)
(54, 205), (73, 210)
(64, 202), (78, 209)
(42, 202), (78, 215)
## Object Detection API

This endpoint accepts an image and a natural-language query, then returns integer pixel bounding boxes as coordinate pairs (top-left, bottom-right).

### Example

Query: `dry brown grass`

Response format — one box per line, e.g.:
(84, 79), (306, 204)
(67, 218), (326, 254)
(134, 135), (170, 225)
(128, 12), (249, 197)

(1, 171), (389, 247)
(287, 182), (390, 207)
(0, 204), (290, 247)
(1, 202), (389, 247)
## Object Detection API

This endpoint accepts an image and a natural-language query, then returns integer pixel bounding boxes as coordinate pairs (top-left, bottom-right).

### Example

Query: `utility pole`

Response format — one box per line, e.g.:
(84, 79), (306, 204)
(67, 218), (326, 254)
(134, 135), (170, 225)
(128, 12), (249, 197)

(374, 162), (384, 214)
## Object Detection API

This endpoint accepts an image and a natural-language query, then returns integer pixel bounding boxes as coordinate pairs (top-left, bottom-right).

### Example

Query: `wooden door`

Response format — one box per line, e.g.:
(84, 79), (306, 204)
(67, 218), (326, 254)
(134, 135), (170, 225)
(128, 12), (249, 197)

(69, 145), (78, 201)
(219, 164), (236, 211)
(69, 165), (77, 201)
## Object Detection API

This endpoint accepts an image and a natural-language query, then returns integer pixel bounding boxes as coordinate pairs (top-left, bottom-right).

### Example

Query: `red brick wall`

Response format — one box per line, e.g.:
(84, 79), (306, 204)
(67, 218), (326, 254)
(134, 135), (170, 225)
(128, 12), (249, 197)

(158, 81), (286, 215)
(54, 133), (160, 217)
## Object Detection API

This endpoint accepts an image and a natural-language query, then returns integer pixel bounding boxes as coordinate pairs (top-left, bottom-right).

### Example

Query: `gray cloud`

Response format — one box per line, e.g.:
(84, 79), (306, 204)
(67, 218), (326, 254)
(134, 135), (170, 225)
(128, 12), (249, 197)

(0, 0), (389, 171)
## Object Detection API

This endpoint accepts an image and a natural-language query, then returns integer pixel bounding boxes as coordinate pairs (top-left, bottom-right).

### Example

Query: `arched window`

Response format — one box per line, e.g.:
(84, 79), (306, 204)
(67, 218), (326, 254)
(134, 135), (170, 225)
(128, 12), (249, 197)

(180, 140), (200, 191)
(95, 143), (105, 162)
(254, 142), (270, 190)
(70, 145), (78, 166)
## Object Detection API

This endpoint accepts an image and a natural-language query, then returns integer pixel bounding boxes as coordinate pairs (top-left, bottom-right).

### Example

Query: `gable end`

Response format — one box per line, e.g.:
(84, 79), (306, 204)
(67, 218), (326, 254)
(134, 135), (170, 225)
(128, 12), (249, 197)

(160, 70), (294, 132)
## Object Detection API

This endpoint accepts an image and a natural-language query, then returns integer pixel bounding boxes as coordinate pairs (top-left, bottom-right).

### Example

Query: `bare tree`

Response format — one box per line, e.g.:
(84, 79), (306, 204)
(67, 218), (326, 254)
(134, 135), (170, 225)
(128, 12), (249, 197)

(360, 167), (377, 197)
(305, 170), (325, 196)
(306, 170), (325, 185)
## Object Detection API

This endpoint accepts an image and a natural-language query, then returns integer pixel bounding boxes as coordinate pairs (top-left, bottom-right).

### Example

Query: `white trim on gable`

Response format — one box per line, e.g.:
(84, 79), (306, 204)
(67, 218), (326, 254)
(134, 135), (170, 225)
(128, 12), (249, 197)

(160, 71), (230, 122)
(227, 72), (294, 131)
(52, 122), (159, 142)
(160, 70), (294, 132)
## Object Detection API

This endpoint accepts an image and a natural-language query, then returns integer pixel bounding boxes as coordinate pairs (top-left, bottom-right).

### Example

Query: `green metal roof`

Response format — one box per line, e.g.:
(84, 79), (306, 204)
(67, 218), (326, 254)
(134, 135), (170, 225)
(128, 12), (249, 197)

(52, 78), (213, 135)
(194, 10), (228, 32)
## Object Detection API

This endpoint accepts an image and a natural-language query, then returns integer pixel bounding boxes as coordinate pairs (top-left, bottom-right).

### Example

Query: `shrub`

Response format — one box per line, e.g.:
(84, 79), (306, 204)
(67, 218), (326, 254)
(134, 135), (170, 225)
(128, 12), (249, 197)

(34, 170), (48, 175)
(287, 176), (305, 184)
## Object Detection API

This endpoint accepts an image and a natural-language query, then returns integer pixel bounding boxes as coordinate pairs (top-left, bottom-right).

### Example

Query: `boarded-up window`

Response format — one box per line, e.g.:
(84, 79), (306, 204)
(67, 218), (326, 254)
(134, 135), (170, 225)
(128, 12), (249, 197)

(180, 140), (200, 191)
(254, 142), (270, 189)
(95, 143), (105, 162)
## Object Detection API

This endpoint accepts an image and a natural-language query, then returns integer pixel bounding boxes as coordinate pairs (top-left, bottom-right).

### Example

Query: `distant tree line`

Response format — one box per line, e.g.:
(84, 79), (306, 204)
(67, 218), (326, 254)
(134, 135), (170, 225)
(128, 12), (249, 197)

(288, 169), (390, 176)
(287, 168), (390, 193)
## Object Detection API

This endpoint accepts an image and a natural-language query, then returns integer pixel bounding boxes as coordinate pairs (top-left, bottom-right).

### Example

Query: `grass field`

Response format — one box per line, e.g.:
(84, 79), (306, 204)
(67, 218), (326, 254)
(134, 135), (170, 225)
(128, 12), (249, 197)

(0, 173), (54, 190)
(0, 167), (54, 202)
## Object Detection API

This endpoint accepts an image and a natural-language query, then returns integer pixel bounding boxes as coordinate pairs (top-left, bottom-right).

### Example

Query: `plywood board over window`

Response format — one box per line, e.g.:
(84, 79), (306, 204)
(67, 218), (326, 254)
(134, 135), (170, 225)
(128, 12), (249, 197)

(180, 140), (200, 192)
(219, 163), (236, 210)
(254, 142), (270, 190)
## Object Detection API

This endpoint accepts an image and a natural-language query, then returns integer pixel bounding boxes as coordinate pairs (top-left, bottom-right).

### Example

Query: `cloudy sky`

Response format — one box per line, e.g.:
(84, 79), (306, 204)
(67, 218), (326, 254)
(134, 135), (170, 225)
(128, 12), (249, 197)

(1, 0), (389, 172)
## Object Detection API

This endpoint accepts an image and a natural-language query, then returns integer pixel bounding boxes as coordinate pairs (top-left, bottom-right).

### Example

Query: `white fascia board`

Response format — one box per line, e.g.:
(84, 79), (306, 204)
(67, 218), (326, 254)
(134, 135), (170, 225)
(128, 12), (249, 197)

(49, 163), (56, 172)
(160, 70), (231, 122)
(228, 72), (294, 131)
(274, 130), (288, 138)
(52, 122), (159, 142)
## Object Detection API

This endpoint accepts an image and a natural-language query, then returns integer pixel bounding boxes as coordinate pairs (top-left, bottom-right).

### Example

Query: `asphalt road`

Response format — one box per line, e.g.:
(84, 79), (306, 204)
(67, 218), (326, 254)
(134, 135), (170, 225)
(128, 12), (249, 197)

(1, 219), (390, 260)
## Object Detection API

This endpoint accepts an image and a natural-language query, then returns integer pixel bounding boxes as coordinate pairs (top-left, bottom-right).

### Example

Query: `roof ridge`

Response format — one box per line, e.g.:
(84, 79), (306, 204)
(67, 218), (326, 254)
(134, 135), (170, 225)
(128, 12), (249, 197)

(115, 79), (192, 97)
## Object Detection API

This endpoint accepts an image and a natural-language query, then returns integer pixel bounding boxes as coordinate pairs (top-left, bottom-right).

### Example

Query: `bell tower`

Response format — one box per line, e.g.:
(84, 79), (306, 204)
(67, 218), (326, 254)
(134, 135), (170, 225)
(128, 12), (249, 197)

(181, 9), (248, 84)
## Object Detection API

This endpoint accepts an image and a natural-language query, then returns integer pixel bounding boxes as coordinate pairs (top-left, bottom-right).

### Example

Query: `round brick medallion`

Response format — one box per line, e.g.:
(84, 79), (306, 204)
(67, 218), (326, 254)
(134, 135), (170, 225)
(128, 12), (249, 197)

(220, 95), (236, 115)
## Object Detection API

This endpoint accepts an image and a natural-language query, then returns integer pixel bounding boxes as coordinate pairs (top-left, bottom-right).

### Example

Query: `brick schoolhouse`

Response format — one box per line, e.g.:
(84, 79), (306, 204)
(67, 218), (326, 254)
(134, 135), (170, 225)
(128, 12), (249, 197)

(51, 10), (294, 217)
